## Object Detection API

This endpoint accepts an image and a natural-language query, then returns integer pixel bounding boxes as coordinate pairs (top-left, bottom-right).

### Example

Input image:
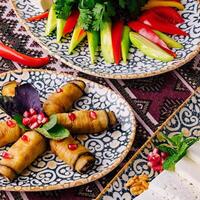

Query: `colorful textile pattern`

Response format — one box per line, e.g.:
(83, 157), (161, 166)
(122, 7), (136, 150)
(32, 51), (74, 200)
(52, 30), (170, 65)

(0, 0), (199, 199)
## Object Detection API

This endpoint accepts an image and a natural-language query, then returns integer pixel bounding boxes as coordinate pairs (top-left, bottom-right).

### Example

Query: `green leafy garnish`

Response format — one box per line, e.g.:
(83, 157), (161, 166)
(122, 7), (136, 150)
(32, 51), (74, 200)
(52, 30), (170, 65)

(36, 124), (70, 140)
(55, 0), (77, 19)
(41, 114), (57, 131)
(13, 114), (29, 132)
(157, 132), (199, 170)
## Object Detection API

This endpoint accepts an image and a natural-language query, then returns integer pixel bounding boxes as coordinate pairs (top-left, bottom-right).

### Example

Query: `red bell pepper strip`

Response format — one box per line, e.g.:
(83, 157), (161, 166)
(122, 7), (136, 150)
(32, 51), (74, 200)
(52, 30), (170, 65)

(139, 12), (188, 36)
(0, 42), (49, 68)
(26, 11), (49, 22)
(128, 21), (176, 57)
(112, 20), (124, 64)
(146, 7), (184, 24)
(63, 10), (79, 35)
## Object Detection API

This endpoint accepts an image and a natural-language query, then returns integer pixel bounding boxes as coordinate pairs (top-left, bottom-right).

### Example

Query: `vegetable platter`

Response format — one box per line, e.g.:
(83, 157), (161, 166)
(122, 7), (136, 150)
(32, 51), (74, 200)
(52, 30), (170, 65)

(97, 87), (200, 200)
(0, 69), (136, 191)
(11, 0), (200, 79)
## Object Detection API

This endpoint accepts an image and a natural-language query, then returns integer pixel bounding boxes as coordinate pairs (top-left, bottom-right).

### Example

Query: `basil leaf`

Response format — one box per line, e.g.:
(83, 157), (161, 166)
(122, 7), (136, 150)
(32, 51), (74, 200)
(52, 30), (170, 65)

(157, 144), (177, 155)
(41, 115), (57, 131)
(13, 114), (29, 132)
(36, 124), (70, 140)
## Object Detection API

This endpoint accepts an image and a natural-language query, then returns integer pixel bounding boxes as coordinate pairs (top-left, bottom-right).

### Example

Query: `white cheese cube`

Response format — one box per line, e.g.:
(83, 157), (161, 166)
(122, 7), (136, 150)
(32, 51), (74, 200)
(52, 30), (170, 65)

(32, 0), (53, 12)
(150, 170), (200, 200)
(187, 141), (200, 165)
(134, 188), (169, 200)
(176, 156), (200, 190)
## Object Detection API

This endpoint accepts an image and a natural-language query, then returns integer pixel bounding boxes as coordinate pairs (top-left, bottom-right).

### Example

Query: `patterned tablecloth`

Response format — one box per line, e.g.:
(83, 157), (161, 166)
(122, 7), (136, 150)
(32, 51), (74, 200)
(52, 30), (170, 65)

(0, 0), (199, 199)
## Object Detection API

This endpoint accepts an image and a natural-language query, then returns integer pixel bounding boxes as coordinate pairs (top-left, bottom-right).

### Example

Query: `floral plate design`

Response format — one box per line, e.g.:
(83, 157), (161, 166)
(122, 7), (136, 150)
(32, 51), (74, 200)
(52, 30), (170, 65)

(11, 0), (200, 79)
(0, 69), (136, 191)
(97, 88), (200, 199)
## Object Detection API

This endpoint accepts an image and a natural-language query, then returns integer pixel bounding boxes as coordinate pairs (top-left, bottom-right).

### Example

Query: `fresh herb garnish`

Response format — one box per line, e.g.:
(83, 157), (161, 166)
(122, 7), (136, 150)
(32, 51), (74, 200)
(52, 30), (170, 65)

(157, 132), (199, 170)
(13, 114), (29, 132)
(41, 114), (57, 131)
(36, 124), (70, 140)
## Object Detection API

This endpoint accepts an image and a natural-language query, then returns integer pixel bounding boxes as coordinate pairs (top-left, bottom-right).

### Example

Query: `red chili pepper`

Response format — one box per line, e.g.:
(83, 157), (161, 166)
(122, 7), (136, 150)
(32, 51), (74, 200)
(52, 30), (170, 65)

(145, 7), (184, 24)
(111, 20), (123, 64)
(139, 12), (188, 36)
(26, 11), (49, 22)
(0, 42), (50, 67)
(63, 10), (79, 35)
(128, 21), (176, 57)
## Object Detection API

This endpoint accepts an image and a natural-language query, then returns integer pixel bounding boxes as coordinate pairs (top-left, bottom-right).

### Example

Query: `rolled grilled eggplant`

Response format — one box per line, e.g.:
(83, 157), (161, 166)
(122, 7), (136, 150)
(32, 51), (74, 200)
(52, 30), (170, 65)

(50, 136), (95, 173)
(0, 130), (47, 181)
(0, 120), (22, 148)
(56, 110), (117, 134)
(43, 80), (86, 116)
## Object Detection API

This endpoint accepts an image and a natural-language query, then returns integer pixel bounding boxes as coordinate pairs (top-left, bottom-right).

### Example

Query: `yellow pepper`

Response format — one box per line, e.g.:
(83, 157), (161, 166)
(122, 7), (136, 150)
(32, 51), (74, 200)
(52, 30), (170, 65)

(142, 1), (184, 10)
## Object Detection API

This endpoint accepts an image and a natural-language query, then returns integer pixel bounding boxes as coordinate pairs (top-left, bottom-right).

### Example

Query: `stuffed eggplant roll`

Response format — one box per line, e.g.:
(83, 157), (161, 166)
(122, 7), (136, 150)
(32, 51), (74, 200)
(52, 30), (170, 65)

(43, 80), (86, 116)
(0, 120), (22, 148)
(50, 136), (95, 173)
(0, 130), (47, 181)
(56, 110), (117, 134)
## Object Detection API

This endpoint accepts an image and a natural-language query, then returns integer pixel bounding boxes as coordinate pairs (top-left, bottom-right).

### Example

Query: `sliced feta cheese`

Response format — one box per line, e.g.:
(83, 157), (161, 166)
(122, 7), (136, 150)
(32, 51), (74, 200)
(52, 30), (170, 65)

(134, 188), (169, 200)
(175, 156), (200, 190)
(150, 170), (200, 200)
(187, 141), (200, 165)
(32, 0), (53, 12)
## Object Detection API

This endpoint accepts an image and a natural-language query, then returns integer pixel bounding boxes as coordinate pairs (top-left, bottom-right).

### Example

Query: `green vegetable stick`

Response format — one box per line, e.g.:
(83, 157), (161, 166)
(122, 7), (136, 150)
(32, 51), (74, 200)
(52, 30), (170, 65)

(45, 4), (57, 36)
(154, 30), (183, 49)
(129, 32), (174, 62)
(100, 21), (114, 64)
(121, 26), (131, 63)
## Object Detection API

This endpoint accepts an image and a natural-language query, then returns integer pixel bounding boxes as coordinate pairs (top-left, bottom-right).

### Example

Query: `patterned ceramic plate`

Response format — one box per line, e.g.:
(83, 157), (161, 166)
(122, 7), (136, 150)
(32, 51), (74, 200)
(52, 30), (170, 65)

(97, 88), (200, 199)
(0, 69), (136, 191)
(11, 0), (200, 79)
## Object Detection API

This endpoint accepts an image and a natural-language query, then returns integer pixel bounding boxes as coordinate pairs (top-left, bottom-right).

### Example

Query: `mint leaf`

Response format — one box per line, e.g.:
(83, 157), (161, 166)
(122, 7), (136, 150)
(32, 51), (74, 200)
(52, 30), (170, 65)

(41, 115), (57, 131)
(170, 133), (184, 146)
(36, 124), (70, 140)
(163, 154), (177, 170)
(157, 144), (176, 155)
(13, 114), (29, 132)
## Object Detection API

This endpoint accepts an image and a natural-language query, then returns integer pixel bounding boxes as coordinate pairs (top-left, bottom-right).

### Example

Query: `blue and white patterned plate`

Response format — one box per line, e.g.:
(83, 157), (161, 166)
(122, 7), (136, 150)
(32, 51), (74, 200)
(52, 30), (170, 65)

(0, 69), (136, 191)
(97, 88), (200, 199)
(11, 0), (200, 79)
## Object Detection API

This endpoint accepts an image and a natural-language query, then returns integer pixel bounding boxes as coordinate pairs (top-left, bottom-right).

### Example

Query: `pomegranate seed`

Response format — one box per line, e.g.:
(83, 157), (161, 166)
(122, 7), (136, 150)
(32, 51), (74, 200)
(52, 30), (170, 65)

(23, 111), (30, 118)
(147, 152), (153, 160)
(30, 115), (38, 124)
(153, 148), (159, 154)
(152, 165), (163, 172)
(6, 120), (16, 128)
(21, 134), (29, 142)
(22, 118), (30, 126)
(68, 143), (78, 150)
(29, 108), (36, 115)
(56, 88), (63, 93)
(37, 113), (44, 121)
(29, 121), (39, 129)
(89, 111), (97, 120)
(148, 154), (161, 164)
(68, 113), (76, 121)
(161, 152), (168, 159)
(41, 117), (48, 124)
(2, 151), (13, 159)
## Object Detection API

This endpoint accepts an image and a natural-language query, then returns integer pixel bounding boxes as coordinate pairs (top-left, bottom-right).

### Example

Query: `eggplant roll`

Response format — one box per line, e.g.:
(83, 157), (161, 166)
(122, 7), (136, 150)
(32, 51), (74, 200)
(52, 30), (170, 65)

(0, 120), (22, 148)
(0, 130), (47, 180)
(43, 80), (86, 116)
(56, 110), (117, 134)
(50, 136), (95, 173)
